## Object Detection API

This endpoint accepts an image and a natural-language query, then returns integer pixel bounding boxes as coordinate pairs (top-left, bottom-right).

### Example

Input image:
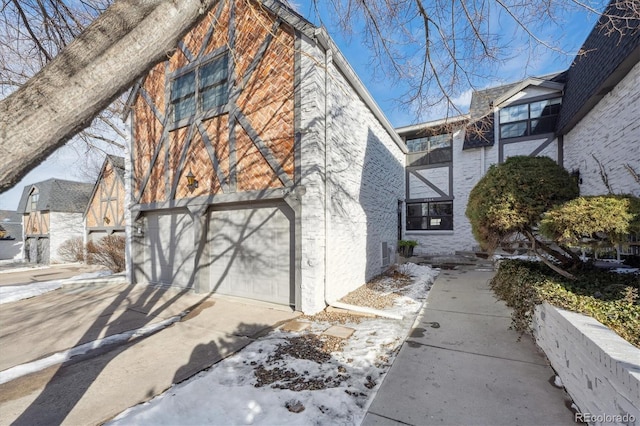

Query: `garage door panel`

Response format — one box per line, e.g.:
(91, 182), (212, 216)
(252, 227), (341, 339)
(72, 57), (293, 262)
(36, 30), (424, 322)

(144, 210), (194, 288)
(209, 204), (292, 306)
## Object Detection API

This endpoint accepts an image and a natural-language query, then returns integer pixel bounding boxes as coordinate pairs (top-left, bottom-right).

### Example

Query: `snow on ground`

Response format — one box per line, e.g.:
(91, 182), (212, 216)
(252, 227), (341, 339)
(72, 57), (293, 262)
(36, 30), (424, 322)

(109, 264), (439, 426)
(0, 270), (113, 305)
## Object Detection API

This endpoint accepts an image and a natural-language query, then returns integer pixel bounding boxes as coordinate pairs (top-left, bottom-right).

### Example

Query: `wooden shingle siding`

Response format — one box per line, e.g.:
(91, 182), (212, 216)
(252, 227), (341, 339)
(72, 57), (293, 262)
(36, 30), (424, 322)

(133, 0), (295, 205)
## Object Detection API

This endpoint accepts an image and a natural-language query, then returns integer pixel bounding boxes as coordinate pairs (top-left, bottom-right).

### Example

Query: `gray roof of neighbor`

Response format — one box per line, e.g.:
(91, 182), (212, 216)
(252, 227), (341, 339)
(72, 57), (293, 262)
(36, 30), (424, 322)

(557, 0), (640, 133)
(107, 155), (125, 181)
(0, 210), (22, 240)
(17, 179), (94, 214)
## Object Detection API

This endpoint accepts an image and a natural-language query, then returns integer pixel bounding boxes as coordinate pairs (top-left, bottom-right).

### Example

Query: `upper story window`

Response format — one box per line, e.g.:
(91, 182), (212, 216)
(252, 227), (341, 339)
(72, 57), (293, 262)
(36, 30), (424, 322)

(171, 52), (229, 125)
(499, 97), (561, 139)
(405, 132), (452, 166)
(29, 191), (39, 212)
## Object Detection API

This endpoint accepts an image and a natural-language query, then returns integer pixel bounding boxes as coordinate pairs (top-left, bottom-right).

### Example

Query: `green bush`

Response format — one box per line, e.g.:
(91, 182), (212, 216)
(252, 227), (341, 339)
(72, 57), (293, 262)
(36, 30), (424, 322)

(398, 240), (418, 257)
(398, 240), (418, 248)
(540, 194), (640, 248)
(466, 156), (578, 252)
(491, 260), (640, 348)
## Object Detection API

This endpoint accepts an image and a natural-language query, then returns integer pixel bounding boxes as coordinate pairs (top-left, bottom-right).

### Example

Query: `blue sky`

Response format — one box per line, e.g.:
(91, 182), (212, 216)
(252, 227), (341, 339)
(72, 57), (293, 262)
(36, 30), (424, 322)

(0, 0), (605, 211)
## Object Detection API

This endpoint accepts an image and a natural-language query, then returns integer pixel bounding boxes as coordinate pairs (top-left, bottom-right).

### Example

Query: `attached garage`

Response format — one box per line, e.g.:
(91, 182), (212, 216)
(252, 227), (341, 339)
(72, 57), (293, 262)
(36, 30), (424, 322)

(207, 202), (294, 307)
(142, 209), (195, 288)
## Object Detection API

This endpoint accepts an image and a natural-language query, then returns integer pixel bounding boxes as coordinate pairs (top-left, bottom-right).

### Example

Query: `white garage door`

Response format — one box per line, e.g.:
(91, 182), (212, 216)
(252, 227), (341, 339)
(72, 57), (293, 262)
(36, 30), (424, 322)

(88, 231), (107, 243)
(144, 210), (194, 288)
(209, 203), (293, 306)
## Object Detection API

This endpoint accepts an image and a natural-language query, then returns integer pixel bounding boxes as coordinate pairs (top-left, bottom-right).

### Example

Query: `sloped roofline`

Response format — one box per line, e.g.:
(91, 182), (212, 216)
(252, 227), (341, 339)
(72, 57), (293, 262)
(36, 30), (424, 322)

(492, 78), (565, 108)
(83, 156), (126, 219)
(124, 0), (407, 154)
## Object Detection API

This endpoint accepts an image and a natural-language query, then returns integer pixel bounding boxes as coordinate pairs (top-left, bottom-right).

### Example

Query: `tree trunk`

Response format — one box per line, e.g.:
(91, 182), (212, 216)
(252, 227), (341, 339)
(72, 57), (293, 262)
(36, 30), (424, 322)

(0, 0), (219, 193)
(524, 230), (577, 280)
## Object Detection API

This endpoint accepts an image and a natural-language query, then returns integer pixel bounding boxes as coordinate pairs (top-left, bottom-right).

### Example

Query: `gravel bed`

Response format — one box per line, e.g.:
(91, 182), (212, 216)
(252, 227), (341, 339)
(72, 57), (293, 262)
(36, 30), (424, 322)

(252, 267), (422, 394)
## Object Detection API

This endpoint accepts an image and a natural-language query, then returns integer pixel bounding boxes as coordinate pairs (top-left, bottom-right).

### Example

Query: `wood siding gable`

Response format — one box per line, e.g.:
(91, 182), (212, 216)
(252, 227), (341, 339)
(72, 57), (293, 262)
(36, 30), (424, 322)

(86, 159), (126, 231)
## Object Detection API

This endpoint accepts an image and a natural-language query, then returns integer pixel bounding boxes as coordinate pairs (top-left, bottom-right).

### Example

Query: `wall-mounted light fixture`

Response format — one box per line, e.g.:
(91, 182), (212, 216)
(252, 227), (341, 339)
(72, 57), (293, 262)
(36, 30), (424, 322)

(104, 216), (111, 225)
(186, 169), (199, 192)
(571, 169), (582, 185)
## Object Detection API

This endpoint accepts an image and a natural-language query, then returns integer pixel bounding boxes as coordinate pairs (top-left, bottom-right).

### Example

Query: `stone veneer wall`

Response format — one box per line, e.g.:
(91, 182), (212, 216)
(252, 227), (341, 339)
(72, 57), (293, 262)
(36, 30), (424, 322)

(533, 302), (640, 424)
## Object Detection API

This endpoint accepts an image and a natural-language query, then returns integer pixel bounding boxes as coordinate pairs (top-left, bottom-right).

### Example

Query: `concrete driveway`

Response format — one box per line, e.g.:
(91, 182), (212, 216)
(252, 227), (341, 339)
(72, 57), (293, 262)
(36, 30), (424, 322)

(0, 263), (107, 286)
(0, 282), (298, 425)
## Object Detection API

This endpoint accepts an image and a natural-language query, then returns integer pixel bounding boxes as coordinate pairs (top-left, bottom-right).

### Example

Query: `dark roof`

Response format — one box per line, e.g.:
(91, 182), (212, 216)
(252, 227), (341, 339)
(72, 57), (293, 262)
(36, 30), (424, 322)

(557, 0), (640, 133)
(17, 179), (94, 214)
(463, 115), (495, 149)
(107, 155), (125, 181)
(461, 72), (567, 150)
(0, 210), (22, 240)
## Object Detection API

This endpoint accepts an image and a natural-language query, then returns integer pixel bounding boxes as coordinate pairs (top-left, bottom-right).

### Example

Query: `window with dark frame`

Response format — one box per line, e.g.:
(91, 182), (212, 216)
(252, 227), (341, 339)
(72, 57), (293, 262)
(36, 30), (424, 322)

(29, 192), (39, 212)
(407, 201), (453, 231)
(405, 132), (453, 166)
(171, 53), (229, 124)
(499, 97), (561, 139)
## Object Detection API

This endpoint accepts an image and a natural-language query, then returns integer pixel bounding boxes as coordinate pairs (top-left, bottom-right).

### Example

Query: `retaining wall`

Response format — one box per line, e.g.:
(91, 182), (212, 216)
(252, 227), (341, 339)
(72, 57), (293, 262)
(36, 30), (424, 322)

(533, 302), (639, 425)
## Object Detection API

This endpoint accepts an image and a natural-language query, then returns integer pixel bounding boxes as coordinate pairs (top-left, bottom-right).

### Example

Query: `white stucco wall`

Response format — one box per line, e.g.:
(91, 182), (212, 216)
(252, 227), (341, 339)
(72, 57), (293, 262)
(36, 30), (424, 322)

(564, 61), (640, 197)
(49, 212), (85, 263)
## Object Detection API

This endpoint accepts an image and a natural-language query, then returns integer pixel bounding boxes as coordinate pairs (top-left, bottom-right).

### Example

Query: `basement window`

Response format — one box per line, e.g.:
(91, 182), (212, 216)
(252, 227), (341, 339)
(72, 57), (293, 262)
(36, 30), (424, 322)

(171, 52), (229, 125)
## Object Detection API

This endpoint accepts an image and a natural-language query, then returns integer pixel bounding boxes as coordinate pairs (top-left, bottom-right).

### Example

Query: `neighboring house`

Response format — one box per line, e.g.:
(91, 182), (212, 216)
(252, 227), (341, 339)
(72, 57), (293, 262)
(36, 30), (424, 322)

(398, 0), (639, 256)
(17, 179), (93, 264)
(0, 210), (23, 260)
(126, 0), (406, 313)
(85, 155), (126, 243)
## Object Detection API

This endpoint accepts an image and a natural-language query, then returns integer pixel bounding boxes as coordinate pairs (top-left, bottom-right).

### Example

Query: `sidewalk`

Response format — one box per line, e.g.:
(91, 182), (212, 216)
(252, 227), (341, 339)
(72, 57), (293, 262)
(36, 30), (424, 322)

(363, 267), (575, 426)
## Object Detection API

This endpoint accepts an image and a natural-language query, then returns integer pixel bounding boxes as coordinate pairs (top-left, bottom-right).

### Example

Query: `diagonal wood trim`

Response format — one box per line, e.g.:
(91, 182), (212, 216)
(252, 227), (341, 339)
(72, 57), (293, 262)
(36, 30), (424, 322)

(197, 122), (230, 193)
(197, 0), (225, 59)
(529, 135), (556, 157)
(90, 203), (100, 227)
(227, 0), (238, 192)
(235, 110), (294, 187)
(409, 170), (449, 198)
(241, 19), (281, 88)
(170, 122), (197, 200)
(139, 87), (166, 124)
(136, 129), (168, 204)
(177, 40), (195, 62)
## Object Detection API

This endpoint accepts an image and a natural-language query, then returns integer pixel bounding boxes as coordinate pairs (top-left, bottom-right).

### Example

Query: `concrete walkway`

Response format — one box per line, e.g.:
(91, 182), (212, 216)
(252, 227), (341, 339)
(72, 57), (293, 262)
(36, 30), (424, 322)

(0, 282), (298, 425)
(363, 267), (576, 426)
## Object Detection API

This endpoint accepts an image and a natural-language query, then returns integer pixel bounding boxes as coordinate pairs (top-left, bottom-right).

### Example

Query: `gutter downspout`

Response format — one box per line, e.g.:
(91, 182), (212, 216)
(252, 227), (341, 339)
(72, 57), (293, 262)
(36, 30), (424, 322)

(315, 29), (402, 321)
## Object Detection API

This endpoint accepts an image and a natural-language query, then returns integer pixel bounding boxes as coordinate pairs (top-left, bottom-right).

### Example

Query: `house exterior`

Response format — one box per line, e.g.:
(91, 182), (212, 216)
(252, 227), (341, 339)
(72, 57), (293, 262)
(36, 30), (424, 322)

(398, 0), (639, 256)
(17, 179), (93, 264)
(0, 210), (22, 260)
(84, 155), (126, 243)
(126, 0), (406, 313)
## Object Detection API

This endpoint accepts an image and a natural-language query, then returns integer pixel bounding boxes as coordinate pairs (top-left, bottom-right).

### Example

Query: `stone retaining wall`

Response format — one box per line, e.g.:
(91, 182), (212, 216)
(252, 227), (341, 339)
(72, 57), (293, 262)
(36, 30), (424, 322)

(533, 302), (639, 425)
